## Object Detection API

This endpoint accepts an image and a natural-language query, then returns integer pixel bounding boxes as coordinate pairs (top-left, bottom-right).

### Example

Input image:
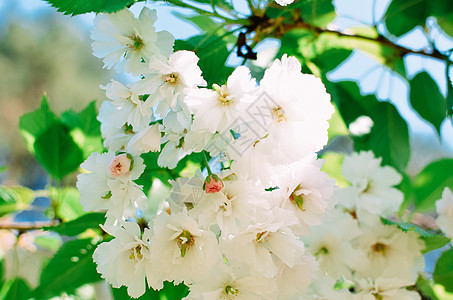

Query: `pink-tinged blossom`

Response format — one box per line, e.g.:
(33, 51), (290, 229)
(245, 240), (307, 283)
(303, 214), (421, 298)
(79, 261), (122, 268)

(76, 151), (146, 220)
(204, 174), (223, 193)
(108, 154), (132, 177)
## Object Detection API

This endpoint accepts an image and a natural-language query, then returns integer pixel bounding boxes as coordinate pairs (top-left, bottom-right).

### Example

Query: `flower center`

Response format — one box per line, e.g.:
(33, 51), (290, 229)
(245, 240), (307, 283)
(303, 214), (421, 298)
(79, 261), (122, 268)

(129, 245), (143, 261)
(272, 106), (287, 123)
(163, 73), (179, 85)
(289, 185), (305, 211)
(315, 246), (329, 256)
(177, 229), (195, 257)
(126, 96), (137, 107)
(123, 123), (135, 134)
(371, 242), (387, 254)
(372, 293), (383, 300)
(102, 191), (112, 199)
(108, 153), (133, 177)
(224, 284), (239, 297)
(255, 231), (269, 243)
(127, 34), (144, 51)
(213, 84), (233, 106)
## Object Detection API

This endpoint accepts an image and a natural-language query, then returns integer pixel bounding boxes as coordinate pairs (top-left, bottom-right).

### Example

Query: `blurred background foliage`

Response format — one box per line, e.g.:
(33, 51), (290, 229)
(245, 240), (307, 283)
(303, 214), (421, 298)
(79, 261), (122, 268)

(0, 2), (112, 188)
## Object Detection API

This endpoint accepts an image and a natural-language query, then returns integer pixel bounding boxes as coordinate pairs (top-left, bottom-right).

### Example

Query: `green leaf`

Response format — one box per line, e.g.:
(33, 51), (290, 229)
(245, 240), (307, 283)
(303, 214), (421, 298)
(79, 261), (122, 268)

(366, 101), (410, 173)
(434, 247), (453, 293)
(413, 158), (453, 212)
(381, 218), (450, 253)
(44, 213), (105, 236)
(320, 152), (349, 188)
(60, 101), (103, 158)
(33, 238), (101, 299)
(0, 260), (3, 290)
(34, 235), (63, 252)
(326, 81), (410, 172)
(385, 0), (453, 37)
(429, 0), (453, 38)
(112, 281), (189, 300)
(0, 278), (31, 300)
(410, 72), (447, 135)
(160, 281), (189, 299)
(137, 150), (205, 193)
(53, 187), (86, 221)
(45, 0), (135, 15)
(327, 104), (349, 140)
(19, 94), (57, 154)
(33, 122), (84, 179)
(446, 67), (453, 119)
(397, 174), (414, 214)
(388, 57), (407, 78)
(416, 276), (440, 300)
(289, 29), (395, 67)
(294, 0), (336, 27)
(311, 48), (353, 74)
(437, 16), (453, 37)
(112, 286), (159, 300)
(174, 13), (235, 43)
(265, 7), (294, 21)
(0, 166), (7, 174)
(137, 152), (174, 192)
(384, 0), (427, 37)
(0, 186), (35, 217)
(325, 81), (377, 125)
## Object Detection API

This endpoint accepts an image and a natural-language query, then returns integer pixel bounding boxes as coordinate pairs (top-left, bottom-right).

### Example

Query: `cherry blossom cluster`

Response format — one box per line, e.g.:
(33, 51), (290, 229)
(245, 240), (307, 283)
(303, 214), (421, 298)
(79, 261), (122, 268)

(303, 151), (425, 299)
(76, 6), (338, 299)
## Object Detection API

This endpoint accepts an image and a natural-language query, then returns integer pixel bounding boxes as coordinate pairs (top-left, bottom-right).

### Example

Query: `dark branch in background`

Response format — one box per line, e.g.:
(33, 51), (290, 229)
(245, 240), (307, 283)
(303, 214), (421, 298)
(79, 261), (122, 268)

(237, 32), (257, 60)
(235, 11), (448, 63)
(282, 21), (446, 61)
(0, 220), (59, 231)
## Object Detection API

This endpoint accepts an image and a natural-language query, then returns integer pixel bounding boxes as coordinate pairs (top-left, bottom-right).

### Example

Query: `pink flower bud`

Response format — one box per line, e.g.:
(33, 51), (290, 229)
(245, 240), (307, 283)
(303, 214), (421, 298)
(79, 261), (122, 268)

(204, 175), (223, 193)
(108, 154), (132, 177)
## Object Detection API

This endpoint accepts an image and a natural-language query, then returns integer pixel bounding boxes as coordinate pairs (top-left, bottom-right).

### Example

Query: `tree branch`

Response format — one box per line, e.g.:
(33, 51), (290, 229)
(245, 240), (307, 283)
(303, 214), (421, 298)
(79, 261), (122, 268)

(290, 21), (446, 61)
(0, 220), (59, 231)
(243, 15), (447, 62)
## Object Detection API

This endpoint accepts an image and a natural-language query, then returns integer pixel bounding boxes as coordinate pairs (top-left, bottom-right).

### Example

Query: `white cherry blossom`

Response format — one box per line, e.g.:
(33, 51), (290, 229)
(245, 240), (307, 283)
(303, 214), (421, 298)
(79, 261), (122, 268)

(91, 7), (174, 74)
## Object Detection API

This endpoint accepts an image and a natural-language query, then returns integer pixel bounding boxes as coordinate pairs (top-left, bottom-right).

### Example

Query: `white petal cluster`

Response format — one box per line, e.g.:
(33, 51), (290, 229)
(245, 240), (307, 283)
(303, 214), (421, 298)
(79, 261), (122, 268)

(133, 51), (205, 117)
(104, 80), (154, 132)
(76, 151), (147, 221)
(228, 55), (334, 185)
(91, 7), (174, 74)
(337, 150), (403, 220)
(77, 6), (430, 300)
(146, 211), (220, 287)
(303, 151), (425, 300)
(185, 263), (277, 300)
(93, 222), (153, 298)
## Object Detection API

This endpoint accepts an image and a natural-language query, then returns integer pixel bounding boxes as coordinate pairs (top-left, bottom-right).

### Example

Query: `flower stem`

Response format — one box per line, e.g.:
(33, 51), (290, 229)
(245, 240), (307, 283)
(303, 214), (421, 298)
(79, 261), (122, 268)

(202, 151), (213, 176)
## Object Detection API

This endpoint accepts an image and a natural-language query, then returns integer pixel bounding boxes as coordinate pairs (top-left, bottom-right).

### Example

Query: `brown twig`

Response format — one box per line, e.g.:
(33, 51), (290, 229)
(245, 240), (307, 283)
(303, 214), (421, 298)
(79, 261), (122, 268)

(0, 220), (59, 231)
(241, 15), (447, 62)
